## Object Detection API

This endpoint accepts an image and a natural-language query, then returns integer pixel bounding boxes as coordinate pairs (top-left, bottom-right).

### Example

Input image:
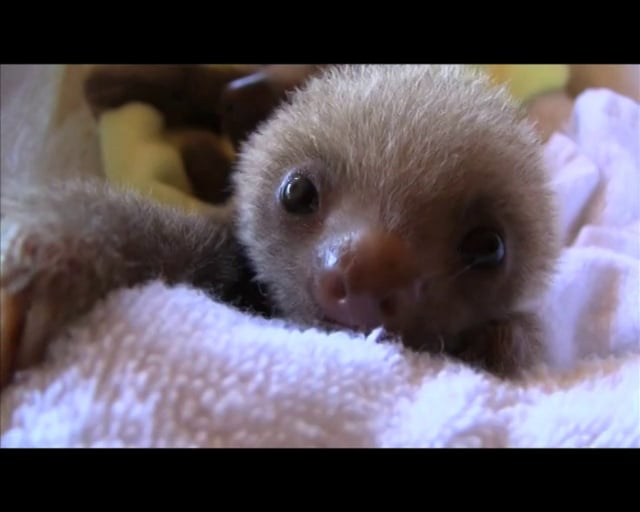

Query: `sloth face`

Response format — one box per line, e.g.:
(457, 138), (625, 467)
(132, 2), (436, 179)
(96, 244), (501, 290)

(234, 65), (559, 350)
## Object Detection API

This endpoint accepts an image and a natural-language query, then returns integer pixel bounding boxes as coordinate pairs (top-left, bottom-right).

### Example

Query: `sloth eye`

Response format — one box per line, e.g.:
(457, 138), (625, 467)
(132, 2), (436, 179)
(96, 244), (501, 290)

(279, 173), (319, 215)
(458, 228), (505, 269)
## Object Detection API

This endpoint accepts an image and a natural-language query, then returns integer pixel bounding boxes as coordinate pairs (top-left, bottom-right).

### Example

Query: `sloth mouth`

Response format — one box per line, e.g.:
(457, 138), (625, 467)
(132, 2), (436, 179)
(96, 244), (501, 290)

(319, 315), (396, 342)
(310, 270), (425, 336)
(317, 314), (368, 332)
(320, 294), (387, 333)
(316, 308), (452, 353)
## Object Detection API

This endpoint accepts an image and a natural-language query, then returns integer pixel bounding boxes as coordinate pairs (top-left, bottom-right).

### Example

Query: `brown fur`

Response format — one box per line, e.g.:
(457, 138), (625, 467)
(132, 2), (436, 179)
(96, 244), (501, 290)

(0, 65), (560, 388)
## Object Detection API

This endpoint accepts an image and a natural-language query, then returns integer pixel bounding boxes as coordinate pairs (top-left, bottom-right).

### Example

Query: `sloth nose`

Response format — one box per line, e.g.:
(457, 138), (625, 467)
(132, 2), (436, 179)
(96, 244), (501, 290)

(314, 230), (422, 332)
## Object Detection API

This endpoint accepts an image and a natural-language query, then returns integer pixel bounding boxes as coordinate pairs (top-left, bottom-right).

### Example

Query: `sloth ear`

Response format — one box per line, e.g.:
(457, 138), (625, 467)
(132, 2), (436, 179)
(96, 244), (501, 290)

(452, 312), (544, 378)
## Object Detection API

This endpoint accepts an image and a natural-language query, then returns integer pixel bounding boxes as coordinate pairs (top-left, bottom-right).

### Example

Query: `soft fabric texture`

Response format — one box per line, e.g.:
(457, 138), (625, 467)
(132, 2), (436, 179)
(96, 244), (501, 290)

(1, 89), (639, 448)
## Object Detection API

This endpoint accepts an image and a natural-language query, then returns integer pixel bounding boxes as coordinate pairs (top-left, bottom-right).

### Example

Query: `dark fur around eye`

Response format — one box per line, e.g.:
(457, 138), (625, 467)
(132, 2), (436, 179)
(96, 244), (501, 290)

(279, 173), (319, 215)
(459, 228), (505, 269)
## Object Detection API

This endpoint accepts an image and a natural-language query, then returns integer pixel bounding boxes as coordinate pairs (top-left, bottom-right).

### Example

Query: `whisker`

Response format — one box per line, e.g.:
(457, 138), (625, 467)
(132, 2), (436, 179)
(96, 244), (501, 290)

(414, 263), (473, 291)
(446, 263), (474, 281)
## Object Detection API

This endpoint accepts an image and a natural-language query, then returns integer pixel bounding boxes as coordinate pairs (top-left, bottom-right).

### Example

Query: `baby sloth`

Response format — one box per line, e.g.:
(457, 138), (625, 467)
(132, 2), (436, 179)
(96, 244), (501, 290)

(0, 65), (560, 388)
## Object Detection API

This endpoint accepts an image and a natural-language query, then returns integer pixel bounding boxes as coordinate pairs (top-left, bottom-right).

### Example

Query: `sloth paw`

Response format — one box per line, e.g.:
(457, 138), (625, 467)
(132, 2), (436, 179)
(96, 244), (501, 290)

(0, 224), (80, 389)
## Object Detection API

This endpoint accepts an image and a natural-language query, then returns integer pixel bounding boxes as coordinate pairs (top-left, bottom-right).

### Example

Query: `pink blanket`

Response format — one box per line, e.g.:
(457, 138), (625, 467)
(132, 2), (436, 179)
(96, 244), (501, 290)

(1, 89), (639, 448)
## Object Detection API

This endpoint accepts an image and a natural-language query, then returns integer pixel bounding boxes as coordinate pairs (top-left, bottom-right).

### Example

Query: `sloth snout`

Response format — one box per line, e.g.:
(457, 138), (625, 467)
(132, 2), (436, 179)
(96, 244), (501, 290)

(314, 230), (422, 332)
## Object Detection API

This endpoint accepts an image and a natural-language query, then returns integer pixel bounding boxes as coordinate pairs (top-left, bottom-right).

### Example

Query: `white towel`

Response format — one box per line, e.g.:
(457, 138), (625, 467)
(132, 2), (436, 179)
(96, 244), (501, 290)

(1, 89), (639, 448)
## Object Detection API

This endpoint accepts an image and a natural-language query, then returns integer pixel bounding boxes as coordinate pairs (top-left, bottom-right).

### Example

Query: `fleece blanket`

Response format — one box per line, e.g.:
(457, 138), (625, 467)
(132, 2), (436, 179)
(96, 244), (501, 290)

(1, 88), (639, 448)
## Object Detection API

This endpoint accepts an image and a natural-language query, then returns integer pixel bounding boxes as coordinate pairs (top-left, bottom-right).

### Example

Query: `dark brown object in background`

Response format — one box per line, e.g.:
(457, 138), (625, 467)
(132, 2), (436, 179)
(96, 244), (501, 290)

(84, 64), (260, 132)
(169, 129), (236, 204)
(220, 65), (326, 149)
